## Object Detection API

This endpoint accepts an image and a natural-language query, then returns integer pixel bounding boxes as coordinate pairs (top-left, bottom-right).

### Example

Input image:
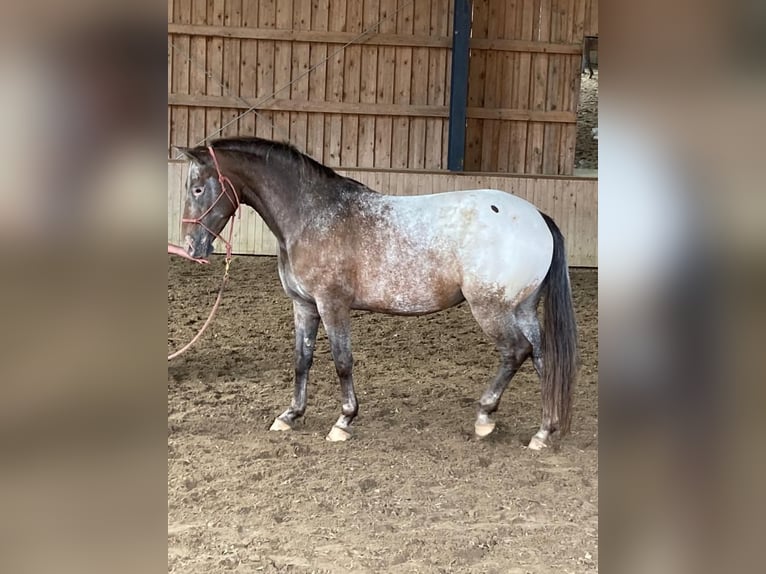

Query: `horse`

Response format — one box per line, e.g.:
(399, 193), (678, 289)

(176, 137), (578, 449)
(582, 35), (598, 78)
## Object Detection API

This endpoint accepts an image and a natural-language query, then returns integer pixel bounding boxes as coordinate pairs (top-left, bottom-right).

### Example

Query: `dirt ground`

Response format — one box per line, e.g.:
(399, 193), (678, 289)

(168, 256), (598, 573)
(575, 70), (599, 170)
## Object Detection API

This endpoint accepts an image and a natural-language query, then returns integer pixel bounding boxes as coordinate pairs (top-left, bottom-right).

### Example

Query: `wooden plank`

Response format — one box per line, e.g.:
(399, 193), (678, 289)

(256, 0), (276, 142)
(584, 0), (597, 37)
(341, 0), (362, 166)
(496, 0), (517, 172)
(167, 29), (172, 155)
(408, 0), (430, 170)
(543, 0), (563, 174)
(324, 0), (346, 167)
(479, 0), (505, 171)
(526, 0), (552, 174)
(239, 1), (258, 137)
(306, 0), (328, 162)
(289, 0), (311, 153)
(392, 0), (414, 169)
(374, 0), (397, 168)
(426, 0), (448, 169)
(167, 23), (453, 47)
(175, 93), (578, 123)
(221, 0), (242, 139)
(573, 0), (586, 40)
(464, 0), (488, 170)
(188, 0), (208, 147)
(205, 0), (225, 144)
(273, 0), (293, 144)
(470, 38), (581, 54)
(358, 0), (380, 168)
(170, 1), (192, 154)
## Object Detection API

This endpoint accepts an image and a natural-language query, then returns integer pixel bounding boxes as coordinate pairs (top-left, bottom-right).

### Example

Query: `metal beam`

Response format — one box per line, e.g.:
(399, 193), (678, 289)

(447, 0), (472, 171)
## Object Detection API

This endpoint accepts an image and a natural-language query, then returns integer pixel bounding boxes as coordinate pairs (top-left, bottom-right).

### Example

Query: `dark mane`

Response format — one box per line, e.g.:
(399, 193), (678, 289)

(209, 137), (342, 181)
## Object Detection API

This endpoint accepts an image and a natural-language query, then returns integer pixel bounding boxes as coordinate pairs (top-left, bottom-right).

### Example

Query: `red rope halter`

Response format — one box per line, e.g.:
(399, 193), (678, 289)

(169, 146), (240, 361)
(181, 145), (241, 260)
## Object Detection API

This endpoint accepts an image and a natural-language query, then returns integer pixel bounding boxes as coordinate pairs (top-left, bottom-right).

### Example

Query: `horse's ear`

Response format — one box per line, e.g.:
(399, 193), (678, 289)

(174, 146), (210, 164)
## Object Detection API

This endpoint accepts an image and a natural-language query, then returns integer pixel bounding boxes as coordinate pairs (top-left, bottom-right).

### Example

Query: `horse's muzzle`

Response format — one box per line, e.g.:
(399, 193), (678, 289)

(184, 234), (213, 259)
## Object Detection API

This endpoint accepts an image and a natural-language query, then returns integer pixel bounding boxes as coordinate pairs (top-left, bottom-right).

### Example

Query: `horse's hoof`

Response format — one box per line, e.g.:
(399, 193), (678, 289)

(269, 418), (292, 432)
(474, 421), (496, 438)
(527, 435), (548, 450)
(326, 426), (351, 442)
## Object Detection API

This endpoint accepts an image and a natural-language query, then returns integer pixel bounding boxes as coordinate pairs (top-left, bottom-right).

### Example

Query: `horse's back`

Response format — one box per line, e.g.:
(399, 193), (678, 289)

(384, 189), (554, 302)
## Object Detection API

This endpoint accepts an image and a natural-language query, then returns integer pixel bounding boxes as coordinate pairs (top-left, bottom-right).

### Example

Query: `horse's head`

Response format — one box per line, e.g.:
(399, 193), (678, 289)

(176, 146), (238, 259)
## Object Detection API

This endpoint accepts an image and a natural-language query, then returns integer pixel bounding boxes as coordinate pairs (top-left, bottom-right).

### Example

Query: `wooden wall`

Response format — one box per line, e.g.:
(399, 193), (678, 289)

(168, 0), (455, 170)
(584, 0), (598, 37)
(168, 0), (591, 175)
(168, 162), (597, 266)
(464, 0), (587, 174)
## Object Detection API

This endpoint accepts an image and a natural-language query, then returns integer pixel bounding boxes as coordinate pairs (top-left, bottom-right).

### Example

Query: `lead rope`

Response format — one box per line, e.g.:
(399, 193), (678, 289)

(168, 147), (240, 361)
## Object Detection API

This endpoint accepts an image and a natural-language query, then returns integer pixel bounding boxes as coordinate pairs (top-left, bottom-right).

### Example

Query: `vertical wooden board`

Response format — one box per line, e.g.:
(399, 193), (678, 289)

(170, 1), (191, 153)
(425, 0), (448, 169)
(480, 0), (501, 175)
(481, 0), (506, 171)
(188, 0), (208, 147)
(559, 55), (576, 173)
(408, 0), (430, 169)
(542, 0), (562, 174)
(465, 0), (489, 170)
(204, 0), (225, 144)
(442, 118), (451, 168)
(271, 0), (292, 144)
(289, 44), (310, 152)
(481, 5), (503, 170)
(167, 31), (173, 155)
(307, 0), (328, 162)
(573, 0), (586, 40)
(341, 0), (362, 166)
(510, 0), (533, 172)
(392, 0), (414, 169)
(585, 0), (597, 37)
(526, 0), (551, 174)
(239, 2), (258, 137)
(497, 0), (518, 170)
(425, 47), (447, 169)
(567, 180), (581, 264)
(374, 0), (397, 168)
(255, 0), (276, 142)
(324, 0), (346, 166)
(357, 0), (379, 168)
(289, 0), (311, 152)
(220, 0), (242, 139)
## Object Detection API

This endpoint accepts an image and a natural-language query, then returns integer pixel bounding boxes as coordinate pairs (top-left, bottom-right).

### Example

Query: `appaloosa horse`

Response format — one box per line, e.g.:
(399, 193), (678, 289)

(177, 138), (578, 449)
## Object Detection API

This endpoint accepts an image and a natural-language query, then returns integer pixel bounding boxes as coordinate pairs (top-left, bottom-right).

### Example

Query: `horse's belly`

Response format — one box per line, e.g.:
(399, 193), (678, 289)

(352, 257), (463, 315)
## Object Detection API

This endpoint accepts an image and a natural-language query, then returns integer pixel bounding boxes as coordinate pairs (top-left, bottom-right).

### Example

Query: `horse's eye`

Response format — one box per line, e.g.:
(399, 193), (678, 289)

(192, 187), (204, 197)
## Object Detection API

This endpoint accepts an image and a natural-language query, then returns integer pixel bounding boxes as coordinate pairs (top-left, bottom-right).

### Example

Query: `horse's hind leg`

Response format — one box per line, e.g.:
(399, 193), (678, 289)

(514, 297), (553, 450)
(467, 300), (532, 438)
(270, 300), (320, 431)
(475, 332), (532, 438)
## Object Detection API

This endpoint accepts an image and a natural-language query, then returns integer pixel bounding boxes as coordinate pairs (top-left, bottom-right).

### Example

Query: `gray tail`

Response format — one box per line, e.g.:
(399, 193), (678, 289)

(539, 213), (579, 435)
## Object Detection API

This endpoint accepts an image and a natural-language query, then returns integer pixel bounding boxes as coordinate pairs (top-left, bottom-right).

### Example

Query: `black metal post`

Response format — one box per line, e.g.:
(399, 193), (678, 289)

(447, 0), (471, 171)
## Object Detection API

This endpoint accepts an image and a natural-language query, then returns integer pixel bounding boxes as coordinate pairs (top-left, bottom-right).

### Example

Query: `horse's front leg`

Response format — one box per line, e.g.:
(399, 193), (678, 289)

(270, 300), (319, 431)
(318, 302), (357, 442)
